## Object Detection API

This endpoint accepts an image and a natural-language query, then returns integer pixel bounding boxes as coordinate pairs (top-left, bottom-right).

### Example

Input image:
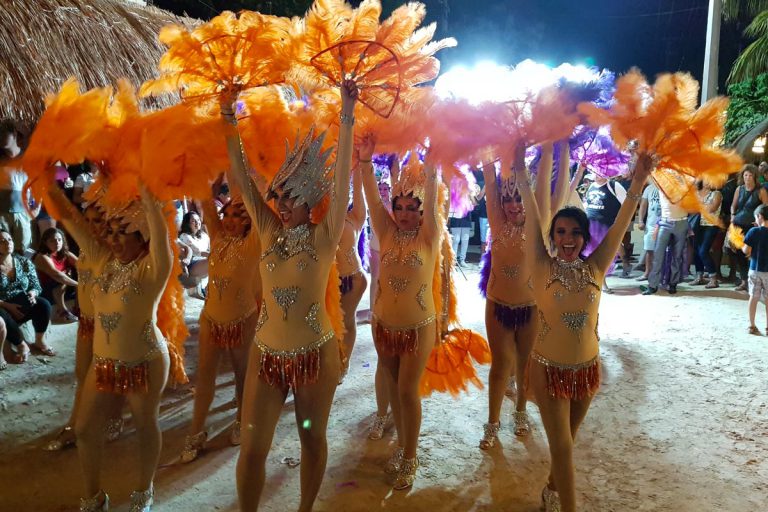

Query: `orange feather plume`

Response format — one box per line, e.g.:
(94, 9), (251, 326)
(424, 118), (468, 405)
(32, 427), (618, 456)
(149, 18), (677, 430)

(579, 70), (742, 217)
(141, 11), (295, 105)
(727, 224), (745, 250)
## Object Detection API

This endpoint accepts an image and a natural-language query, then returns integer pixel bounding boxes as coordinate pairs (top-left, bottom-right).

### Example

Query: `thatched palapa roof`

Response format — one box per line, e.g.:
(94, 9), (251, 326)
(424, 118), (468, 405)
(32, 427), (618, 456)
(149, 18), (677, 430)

(0, 0), (195, 123)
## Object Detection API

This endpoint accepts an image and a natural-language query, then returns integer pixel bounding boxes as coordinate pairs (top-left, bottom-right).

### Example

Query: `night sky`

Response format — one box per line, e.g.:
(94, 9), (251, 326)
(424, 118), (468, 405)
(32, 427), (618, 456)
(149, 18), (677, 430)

(156, 0), (751, 93)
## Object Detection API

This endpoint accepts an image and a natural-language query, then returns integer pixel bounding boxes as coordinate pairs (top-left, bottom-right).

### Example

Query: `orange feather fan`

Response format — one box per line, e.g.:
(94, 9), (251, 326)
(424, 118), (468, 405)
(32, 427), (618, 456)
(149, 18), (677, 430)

(578, 70), (742, 215)
(727, 224), (745, 251)
(420, 180), (491, 398)
(141, 11), (295, 105)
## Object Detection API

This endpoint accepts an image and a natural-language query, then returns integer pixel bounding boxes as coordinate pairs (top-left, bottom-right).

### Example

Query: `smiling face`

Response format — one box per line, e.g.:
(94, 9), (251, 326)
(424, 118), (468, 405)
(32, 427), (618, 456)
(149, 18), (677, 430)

(188, 213), (202, 235)
(378, 182), (391, 206)
(392, 195), (422, 231)
(273, 187), (311, 229)
(221, 202), (250, 237)
(106, 219), (146, 263)
(551, 216), (586, 262)
(502, 192), (525, 225)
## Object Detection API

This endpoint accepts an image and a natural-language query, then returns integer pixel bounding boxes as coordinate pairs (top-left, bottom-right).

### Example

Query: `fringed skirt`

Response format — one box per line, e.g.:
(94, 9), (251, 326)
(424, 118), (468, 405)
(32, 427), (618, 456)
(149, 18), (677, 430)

(93, 355), (150, 395)
(373, 315), (436, 356)
(492, 300), (534, 331)
(201, 307), (258, 349)
(77, 315), (95, 345)
(256, 331), (335, 389)
(531, 352), (600, 400)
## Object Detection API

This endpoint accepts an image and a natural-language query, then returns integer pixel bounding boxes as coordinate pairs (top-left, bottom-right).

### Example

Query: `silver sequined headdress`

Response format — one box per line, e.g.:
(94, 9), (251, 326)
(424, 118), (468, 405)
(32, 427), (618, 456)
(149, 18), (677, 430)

(266, 127), (335, 209)
(500, 173), (519, 200)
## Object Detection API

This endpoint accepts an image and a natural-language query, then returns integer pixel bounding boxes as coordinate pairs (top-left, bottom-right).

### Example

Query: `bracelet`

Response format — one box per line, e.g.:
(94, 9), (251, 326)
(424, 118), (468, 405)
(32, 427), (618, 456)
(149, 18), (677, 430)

(627, 190), (642, 201)
(340, 113), (355, 125)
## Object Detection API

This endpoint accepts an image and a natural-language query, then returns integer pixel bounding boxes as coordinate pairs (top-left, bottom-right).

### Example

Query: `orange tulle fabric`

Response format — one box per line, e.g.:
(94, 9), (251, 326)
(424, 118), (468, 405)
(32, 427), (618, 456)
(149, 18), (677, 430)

(578, 70), (743, 217)
(141, 11), (297, 105)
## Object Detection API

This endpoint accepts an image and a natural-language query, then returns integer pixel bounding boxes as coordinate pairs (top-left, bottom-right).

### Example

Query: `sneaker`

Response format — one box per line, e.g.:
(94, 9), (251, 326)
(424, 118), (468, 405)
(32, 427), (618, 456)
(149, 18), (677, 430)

(641, 285), (657, 295)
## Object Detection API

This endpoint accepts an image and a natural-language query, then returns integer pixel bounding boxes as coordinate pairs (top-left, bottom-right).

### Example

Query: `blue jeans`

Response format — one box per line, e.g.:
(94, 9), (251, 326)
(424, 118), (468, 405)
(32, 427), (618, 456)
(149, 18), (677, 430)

(649, 218), (689, 288)
(478, 217), (489, 243)
(693, 226), (719, 273)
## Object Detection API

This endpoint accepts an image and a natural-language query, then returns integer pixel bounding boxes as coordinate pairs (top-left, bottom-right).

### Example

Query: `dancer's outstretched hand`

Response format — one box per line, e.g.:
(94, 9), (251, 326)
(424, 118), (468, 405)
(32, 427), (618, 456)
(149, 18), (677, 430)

(632, 152), (654, 183)
(357, 133), (376, 162)
(340, 79), (359, 115)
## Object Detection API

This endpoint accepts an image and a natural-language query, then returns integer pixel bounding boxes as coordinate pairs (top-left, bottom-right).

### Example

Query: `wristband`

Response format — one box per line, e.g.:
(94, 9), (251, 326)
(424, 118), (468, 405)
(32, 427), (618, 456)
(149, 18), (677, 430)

(627, 191), (642, 201)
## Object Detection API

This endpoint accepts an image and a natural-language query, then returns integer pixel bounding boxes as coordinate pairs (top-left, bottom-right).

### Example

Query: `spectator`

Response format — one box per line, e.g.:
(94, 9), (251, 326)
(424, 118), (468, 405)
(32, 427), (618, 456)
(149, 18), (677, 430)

(691, 182), (722, 288)
(34, 227), (78, 323)
(178, 211), (209, 298)
(642, 186), (688, 295)
(448, 179), (478, 267)
(729, 165), (761, 291)
(716, 173), (739, 281)
(213, 182), (230, 212)
(0, 229), (54, 360)
(0, 120), (36, 254)
(0, 316), (8, 369)
(583, 173), (627, 292)
(471, 167), (489, 254)
(72, 161), (96, 208)
(743, 204), (768, 335)
(636, 180), (661, 281)
(758, 161), (768, 184)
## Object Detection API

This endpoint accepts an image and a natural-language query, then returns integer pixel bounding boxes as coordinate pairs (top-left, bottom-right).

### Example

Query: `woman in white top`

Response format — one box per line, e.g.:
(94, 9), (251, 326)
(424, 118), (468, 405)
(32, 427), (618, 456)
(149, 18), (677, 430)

(178, 211), (210, 297)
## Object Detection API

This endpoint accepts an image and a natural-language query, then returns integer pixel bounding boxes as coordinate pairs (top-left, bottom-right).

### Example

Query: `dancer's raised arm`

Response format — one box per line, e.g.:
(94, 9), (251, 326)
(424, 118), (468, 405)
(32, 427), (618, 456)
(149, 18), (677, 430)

(514, 145), (549, 262)
(535, 143), (554, 226)
(139, 184), (173, 282)
(348, 161), (367, 230)
(361, 137), (395, 236)
(482, 160), (503, 229)
(326, 79), (358, 235)
(551, 142), (571, 215)
(589, 154), (652, 273)
(43, 182), (99, 255)
(421, 158), (440, 241)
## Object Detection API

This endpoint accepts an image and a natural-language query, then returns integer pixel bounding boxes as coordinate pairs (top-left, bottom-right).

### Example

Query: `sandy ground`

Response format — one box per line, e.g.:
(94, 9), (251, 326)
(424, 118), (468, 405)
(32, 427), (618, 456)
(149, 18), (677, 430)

(1, 258), (767, 511)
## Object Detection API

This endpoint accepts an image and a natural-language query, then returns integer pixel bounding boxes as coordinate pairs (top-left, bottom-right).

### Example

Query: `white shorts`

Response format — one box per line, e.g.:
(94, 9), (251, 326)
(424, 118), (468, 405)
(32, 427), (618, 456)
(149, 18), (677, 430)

(748, 270), (768, 299)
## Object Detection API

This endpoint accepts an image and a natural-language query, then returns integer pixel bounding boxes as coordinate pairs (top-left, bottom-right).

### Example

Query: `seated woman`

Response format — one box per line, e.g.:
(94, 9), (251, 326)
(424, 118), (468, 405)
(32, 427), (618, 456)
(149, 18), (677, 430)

(34, 227), (78, 323)
(178, 211), (209, 298)
(0, 229), (54, 361)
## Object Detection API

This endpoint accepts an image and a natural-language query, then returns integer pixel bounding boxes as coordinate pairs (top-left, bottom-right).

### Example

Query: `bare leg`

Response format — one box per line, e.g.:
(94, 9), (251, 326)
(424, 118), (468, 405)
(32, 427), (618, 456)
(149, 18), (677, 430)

(396, 322), (436, 459)
(378, 353), (401, 445)
(75, 367), (122, 496)
(188, 321), (223, 435)
(485, 302), (515, 425)
(514, 308), (538, 414)
(749, 295), (759, 328)
(124, 353), (170, 491)
(236, 346), (289, 511)
(65, 331), (94, 428)
(52, 285), (67, 314)
(340, 273), (368, 371)
(374, 361), (390, 416)
(293, 341), (341, 512)
(229, 339), (252, 422)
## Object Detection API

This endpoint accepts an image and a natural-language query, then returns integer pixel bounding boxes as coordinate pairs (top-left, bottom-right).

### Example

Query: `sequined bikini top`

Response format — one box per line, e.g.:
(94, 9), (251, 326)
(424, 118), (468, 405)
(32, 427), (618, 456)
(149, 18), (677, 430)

(261, 223), (318, 262)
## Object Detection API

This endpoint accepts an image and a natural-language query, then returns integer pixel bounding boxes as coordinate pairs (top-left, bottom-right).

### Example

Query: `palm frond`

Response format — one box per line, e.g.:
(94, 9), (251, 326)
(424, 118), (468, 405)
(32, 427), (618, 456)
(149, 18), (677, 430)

(728, 33), (768, 83)
(723, 0), (768, 21)
(744, 9), (768, 36)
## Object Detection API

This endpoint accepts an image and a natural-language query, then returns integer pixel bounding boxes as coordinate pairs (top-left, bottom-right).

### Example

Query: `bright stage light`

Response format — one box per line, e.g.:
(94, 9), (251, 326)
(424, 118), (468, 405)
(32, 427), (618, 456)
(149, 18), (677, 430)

(434, 59), (602, 105)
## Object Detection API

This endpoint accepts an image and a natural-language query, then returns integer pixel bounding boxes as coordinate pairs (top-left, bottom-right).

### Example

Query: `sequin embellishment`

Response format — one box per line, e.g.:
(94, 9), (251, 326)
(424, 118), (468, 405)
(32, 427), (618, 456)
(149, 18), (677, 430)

(262, 223), (318, 262)
(502, 265), (519, 279)
(545, 258), (600, 293)
(305, 303), (322, 334)
(99, 312), (122, 343)
(272, 286), (299, 320)
(388, 276), (409, 296)
(496, 222), (525, 248)
(266, 262), (276, 272)
(537, 310), (550, 343)
(211, 277), (231, 300)
(562, 311), (588, 342)
(256, 304), (268, 331)
(416, 284), (427, 311)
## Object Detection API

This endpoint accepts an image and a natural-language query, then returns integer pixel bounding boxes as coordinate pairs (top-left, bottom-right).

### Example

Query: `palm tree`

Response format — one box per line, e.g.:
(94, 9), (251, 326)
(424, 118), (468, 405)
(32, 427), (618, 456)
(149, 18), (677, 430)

(722, 0), (768, 20)
(728, 10), (768, 82)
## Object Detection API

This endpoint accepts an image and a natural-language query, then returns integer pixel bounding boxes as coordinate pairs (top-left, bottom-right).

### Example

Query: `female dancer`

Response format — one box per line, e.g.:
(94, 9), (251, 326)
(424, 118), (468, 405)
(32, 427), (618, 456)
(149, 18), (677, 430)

(516, 143), (651, 512)
(180, 179), (261, 462)
(44, 203), (124, 451)
(227, 80), (357, 512)
(335, 164), (367, 382)
(361, 143), (439, 490)
(46, 184), (173, 512)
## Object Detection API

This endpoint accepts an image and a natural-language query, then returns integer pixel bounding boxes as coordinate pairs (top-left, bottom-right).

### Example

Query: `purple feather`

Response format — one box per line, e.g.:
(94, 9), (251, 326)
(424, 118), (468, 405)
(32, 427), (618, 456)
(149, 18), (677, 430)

(357, 226), (370, 273)
(449, 166), (478, 217)
(478, 246), (492, 297)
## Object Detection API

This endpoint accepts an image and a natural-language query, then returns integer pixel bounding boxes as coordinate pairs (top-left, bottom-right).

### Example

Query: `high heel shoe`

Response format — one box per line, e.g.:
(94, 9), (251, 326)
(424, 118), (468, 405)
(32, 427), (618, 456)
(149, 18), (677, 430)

(479, 422), (500, 450)
(129, 484), (153, 512)
(393, 456), (419, 490)
(541, 485), (561, 512)
(513, 410), (531, 436)
(45, 425), (76, 451)
(180, 431), (207, 463)
(105, 417), (124, 442)
(384, 447), (404, 474)
(80, 490), (109, 512)
(367, 413), (390, 440)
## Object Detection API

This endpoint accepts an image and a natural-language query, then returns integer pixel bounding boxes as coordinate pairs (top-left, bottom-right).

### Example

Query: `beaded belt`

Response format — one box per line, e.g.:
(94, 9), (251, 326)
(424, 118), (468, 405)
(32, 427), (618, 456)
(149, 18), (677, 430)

(255, 331), (335, 389)
(531, 351), (600, 400)
(373, 315), (435, 356)
(77, 315), (95, 343)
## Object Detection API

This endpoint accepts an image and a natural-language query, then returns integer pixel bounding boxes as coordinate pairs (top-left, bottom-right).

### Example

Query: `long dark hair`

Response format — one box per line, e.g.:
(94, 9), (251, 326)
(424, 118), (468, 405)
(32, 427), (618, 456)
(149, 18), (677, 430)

(549, 207), (591, 257)
(37, 228), (69, 257)
(180, 212), (203, 238)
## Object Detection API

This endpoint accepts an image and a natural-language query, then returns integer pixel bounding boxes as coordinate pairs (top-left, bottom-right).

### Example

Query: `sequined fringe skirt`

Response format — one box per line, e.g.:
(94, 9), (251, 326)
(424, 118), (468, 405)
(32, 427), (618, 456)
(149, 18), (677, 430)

(374, 316), (435, 356)
(256, 331), (334, 389)
(93, 355), (149, 395)
(492, 301), (533, 331)
(532, 352), (600, 400)
(77, 315), (95, 344)
(202, 308), (257, 349)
